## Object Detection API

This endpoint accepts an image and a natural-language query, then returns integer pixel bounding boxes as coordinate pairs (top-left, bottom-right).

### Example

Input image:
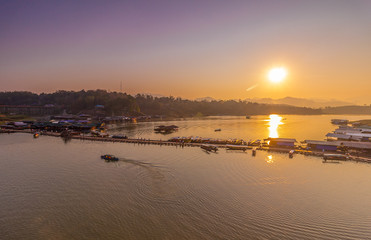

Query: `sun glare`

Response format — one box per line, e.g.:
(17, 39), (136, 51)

(267, 114), (283, 138)
(268, 67), (287, 83)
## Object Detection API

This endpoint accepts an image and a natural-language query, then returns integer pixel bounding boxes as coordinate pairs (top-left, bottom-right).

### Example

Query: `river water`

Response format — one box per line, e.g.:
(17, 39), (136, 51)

(1, 115), (371, 239)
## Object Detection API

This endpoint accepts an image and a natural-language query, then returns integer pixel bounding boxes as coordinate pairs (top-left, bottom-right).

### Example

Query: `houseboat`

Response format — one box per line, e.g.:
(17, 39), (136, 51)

(265, 138), (296, 148)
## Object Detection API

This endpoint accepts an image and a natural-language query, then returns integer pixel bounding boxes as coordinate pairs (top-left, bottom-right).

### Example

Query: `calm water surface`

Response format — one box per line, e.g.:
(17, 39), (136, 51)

(110, 114), (371, 141)
(1, 115), (371, 239)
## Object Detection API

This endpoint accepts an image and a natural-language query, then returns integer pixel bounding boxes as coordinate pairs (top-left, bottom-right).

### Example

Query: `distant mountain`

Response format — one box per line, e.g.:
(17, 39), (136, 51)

(244, 97), (354, 108)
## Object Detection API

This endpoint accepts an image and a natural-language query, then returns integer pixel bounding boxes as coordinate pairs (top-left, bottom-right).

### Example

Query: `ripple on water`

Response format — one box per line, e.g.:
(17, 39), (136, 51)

(2, 129), (371, 239)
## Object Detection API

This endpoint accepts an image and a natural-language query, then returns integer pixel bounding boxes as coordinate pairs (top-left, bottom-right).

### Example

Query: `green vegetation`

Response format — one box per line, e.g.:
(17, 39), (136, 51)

(0, 114), (34, 125)
(1, 90), (369, 117)
(0, 90), (139, 116)
(135, 94), (322, 117)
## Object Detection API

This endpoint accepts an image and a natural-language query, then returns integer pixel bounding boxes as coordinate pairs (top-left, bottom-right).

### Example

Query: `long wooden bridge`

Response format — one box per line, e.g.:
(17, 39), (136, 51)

(2, 129), (371, 163)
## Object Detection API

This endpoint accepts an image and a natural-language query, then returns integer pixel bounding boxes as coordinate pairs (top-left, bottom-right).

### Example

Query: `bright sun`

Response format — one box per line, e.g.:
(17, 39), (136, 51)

(268, 67), (287, 83)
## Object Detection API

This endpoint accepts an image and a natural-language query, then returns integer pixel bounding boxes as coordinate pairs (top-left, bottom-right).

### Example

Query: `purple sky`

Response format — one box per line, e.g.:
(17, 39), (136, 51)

(1, 0), (371, 103)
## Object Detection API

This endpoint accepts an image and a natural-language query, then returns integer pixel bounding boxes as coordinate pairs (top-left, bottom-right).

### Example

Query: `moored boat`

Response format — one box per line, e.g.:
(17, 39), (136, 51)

(91, 130), (109, 138)
(323, 153), (349, 161)
(112, 135), (128, 139)
(226, 145), (251, 151)
(322, 160), (341, 164)
(201, 144), (218, 152)
(248, 139), (261, 146)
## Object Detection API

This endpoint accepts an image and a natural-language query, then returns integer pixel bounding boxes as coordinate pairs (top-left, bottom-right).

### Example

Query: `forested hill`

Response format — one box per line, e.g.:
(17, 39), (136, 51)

(0, 90), (357, 117)
(134, 94), (321, 116)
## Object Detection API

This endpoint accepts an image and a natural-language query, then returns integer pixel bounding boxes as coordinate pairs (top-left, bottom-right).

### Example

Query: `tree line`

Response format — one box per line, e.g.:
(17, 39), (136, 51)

(1, 90), (370, 117)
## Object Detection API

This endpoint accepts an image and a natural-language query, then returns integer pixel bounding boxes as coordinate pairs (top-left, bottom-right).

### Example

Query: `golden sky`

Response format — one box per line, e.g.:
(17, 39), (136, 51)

(1, 1), (370, 103)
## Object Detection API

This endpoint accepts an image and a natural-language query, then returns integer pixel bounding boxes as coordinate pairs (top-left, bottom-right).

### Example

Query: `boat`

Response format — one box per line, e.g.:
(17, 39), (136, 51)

(101, 154), (119, 161)
(323, 153), (349, 161)
(91, 130), (109, 138)
(200, 144), (218, 152)
(112, 135), (128, 139)
(322, 160), (341, 164)
(248, 139), (261, 146)
(214, 128), (221, 132)
(226, 145), (251, 151)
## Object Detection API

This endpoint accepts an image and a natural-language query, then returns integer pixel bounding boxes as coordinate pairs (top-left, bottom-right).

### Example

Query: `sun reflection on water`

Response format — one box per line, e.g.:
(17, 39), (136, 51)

(266, 155), (274, 164)
(267, 114), (283, 138)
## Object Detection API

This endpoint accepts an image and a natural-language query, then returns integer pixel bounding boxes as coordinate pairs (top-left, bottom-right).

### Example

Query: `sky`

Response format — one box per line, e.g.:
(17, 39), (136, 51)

(1, 0), (371, 103)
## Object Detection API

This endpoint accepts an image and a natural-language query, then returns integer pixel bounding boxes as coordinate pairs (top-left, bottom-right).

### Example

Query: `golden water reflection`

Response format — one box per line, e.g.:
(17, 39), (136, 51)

(266, 155), (274, 164)
(267, 114), (283, 138)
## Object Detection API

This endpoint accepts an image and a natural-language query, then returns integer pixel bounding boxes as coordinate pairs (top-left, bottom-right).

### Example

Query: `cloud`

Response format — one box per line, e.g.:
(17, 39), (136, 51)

(246, 84), (258, 92)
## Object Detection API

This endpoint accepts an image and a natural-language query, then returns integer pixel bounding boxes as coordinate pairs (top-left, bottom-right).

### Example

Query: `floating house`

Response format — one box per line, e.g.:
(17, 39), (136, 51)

(326, 132), (371, 142)
(265, 138), (296, 148)
(342, 142), (371, 153)
(305, 140), (340, 151)
(326, 133), (356, 141)
(331, 119), (349, 125)
(305, 140), (371, 153)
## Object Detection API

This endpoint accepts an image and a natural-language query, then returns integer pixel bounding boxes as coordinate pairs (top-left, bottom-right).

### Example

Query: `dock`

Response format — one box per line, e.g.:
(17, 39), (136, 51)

(4, 129), (371, 164)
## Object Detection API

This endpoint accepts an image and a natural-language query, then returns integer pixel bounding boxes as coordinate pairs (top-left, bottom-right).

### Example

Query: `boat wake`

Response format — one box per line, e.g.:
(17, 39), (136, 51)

(118, 157), (162, 169)
(113, 157), (179, 203)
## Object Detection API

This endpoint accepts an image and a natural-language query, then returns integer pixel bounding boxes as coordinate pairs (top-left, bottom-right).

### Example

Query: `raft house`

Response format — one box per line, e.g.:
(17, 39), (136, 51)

(304, 140), (371, 154)
(265, 138), (296, 148)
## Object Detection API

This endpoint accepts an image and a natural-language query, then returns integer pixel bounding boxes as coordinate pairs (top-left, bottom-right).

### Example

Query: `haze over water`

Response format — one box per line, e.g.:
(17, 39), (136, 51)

(2, 115), (371, 239)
